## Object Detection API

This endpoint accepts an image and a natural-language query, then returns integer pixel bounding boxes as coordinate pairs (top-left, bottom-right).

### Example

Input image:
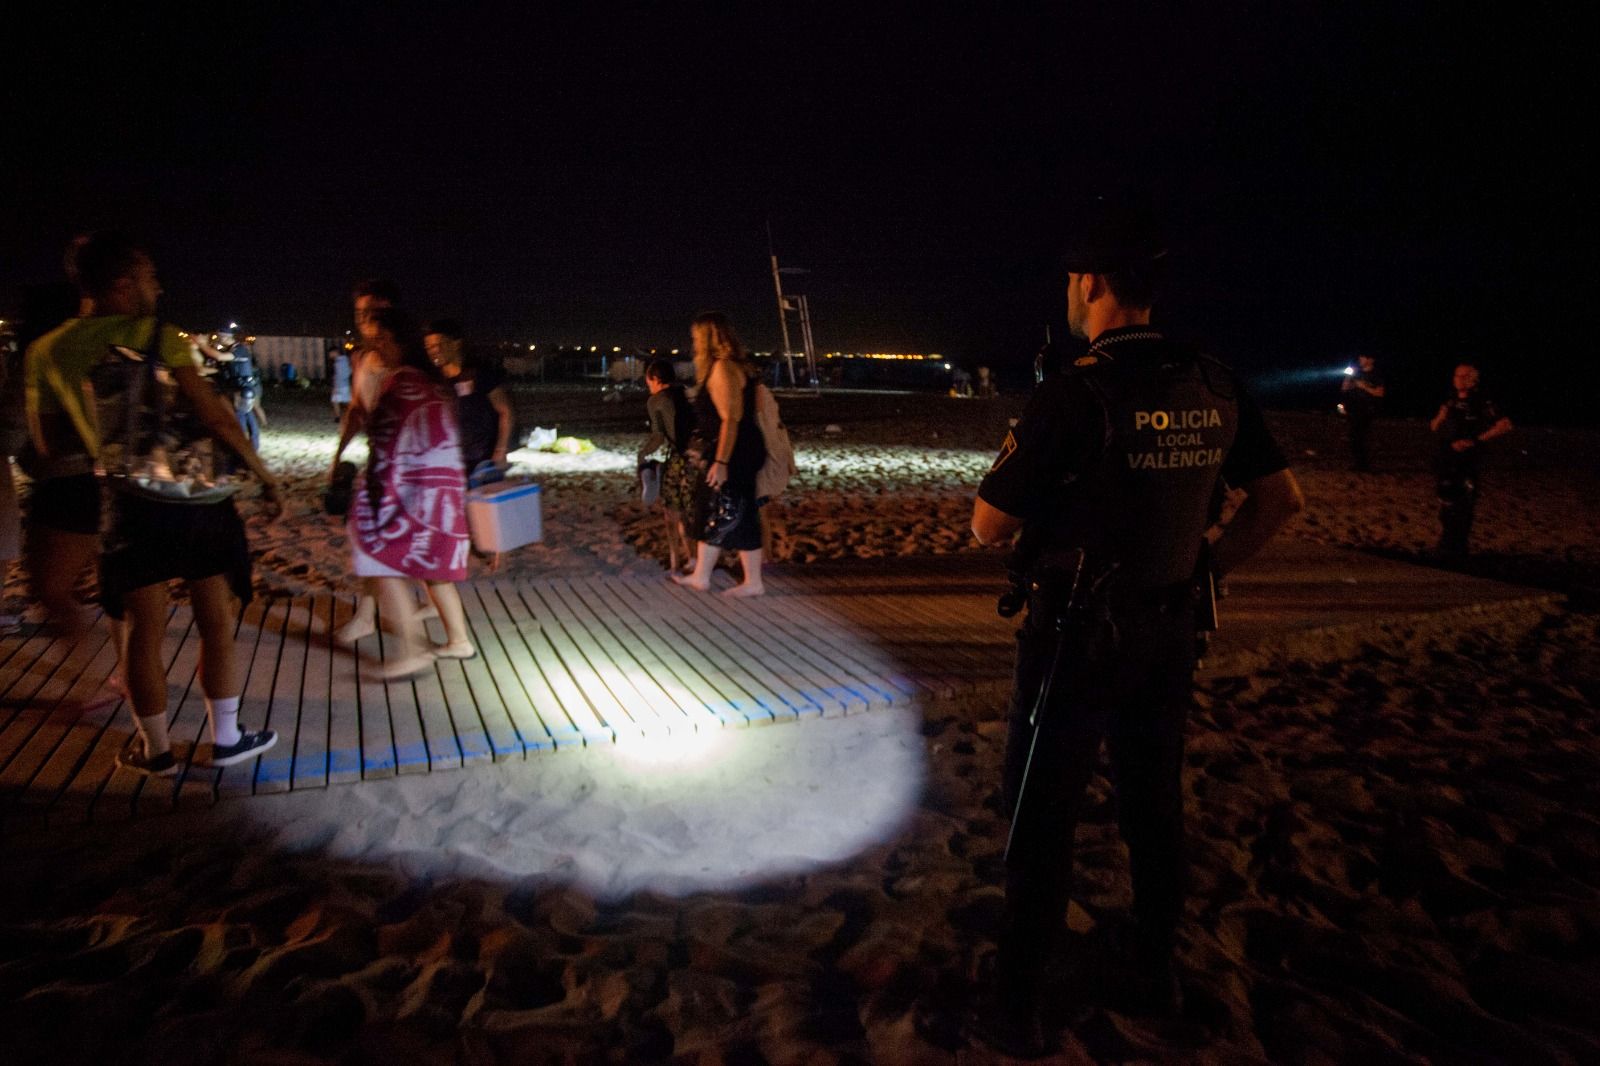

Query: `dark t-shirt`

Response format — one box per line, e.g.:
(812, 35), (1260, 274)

(453, 365), (506, 468)
(1342, 365), (1384, 417)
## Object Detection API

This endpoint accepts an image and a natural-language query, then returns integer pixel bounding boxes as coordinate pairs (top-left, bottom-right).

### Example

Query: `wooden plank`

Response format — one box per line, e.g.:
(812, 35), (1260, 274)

(715, 582), (907, 712)
(843, 584), (992, 689)
(575, 577), (753, 733)
(349, 601), (396, 780)
(808, 573), (970, 696)
(441, 594), (526, 760)
(545, 578), (729, 734)
(0, 626), (115, 808)
(654, 581), (856, 719)
(253, 596), (310, 793)
(737, 577), (931, 703)
(604, 577), (786, 727)
(408, 625), (463, 773)
(325, 596), (364, 785)
(372, 601), (429, 776)
(216, 597), (289, 801)
(468, 582), (602, 746)
(0, 626), (72, 735)
(457, 583), (571, 750)
(785, 574), (956, 700)
(523, 581), (688, 737)
(39, 607), (177, 826)
(486, 581), (625, 740)
(92, 606), (205, 823)
(292, 594), (337, 790)
(606, 579), (784, 727)
(520, 581), (673, 738)
(417, 605), (493, 767)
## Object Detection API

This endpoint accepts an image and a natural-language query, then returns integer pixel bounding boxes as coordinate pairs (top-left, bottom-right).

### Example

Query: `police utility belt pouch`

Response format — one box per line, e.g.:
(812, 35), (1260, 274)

(94, 319), (241, 506)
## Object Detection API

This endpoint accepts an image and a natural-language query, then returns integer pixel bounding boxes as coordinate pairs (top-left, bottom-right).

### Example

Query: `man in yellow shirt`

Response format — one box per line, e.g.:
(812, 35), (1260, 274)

(25, 232), (285, 774)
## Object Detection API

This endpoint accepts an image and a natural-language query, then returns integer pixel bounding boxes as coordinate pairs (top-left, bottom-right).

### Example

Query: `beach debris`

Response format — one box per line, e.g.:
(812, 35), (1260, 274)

(526, 426), (558, 450)
(824, 424), (843, 435)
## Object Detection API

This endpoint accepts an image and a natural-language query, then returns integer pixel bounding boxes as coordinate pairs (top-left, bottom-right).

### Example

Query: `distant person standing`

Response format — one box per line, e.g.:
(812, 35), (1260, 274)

(1340, 353), (1384, 471)
(1430, 362), (1512, 554)
(424, 319), (515, 483)
(223, 334), (266, 454)
(329, 345), (352, 422)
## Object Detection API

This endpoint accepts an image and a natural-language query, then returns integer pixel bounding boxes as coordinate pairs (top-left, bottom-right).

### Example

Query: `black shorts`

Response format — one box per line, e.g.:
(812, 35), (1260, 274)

(25, 473), (102, 537)
(99, 493), (254, 619)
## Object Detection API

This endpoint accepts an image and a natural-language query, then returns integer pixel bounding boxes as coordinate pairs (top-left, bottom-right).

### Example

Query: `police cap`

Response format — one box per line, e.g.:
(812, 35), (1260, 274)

(1060, 196), (1168, 273)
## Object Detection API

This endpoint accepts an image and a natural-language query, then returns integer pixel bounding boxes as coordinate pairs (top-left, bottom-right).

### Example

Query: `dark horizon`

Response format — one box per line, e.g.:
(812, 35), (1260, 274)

(4, 5), (1594, 421)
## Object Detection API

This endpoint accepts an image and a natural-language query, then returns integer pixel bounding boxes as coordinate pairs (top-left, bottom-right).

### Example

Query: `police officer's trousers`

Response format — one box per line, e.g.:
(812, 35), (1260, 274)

(1435, 455), (1480, 553)
(999, 597), (1194, 988)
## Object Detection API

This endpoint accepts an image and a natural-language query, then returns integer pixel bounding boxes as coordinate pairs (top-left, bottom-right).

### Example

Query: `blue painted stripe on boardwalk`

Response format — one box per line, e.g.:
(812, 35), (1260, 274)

(329, 749), (362, 777)
(363, 750), (395, 775)
(395, 741), (430, 769)
(257, 754), (295, 785)
(457, 729), (494, 762)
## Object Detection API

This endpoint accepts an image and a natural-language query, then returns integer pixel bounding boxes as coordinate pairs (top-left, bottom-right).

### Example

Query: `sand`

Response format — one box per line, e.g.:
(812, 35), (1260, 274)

(2, 385), (1598, 1064)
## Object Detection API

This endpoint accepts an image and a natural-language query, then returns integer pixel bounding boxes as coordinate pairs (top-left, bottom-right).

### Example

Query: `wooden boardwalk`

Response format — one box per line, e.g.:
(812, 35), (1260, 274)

(0, 544), (1553, 825)
(0, 563), (1015, 825)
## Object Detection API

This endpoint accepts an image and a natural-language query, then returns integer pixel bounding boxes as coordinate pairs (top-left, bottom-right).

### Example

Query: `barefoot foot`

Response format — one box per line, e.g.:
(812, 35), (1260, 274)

(721, 583), (765, 598)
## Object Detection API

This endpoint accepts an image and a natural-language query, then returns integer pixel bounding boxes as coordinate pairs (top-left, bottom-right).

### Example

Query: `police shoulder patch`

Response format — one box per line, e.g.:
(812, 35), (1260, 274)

(1073, 355), (1099, 367)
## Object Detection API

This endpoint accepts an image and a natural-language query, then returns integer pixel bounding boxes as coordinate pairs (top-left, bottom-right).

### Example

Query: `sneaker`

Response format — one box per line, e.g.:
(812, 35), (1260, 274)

(116, 737), (179, 777)
(205, 729), (278, 768)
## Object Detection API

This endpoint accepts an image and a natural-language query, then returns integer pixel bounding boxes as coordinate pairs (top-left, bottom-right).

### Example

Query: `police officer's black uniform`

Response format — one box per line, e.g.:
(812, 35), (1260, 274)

(1434, 387), (1504, 553)
(1341, 362), (1383, 471)
(977, 326), (1288, 1018)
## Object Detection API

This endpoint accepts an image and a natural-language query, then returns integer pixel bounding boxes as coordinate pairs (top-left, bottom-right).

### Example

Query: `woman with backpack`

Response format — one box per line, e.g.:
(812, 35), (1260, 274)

(673, 312), (766, 597)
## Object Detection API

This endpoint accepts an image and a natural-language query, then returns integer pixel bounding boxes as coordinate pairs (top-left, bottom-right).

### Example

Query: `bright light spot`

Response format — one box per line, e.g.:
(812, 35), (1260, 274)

(942, 362), (951, 370)
(670, 348), (680, 355)
(590, 346), (598, 352)
(609, 726), (732, 772)
(229, 321), (238, 330)
(528, 344), (536, 351)
(1343, 366), (1355, 376)
(612, 346), (622, 353)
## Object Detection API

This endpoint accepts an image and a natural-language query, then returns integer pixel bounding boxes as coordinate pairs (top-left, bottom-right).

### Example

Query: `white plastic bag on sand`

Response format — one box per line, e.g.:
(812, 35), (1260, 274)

(526, 426), (558, 450)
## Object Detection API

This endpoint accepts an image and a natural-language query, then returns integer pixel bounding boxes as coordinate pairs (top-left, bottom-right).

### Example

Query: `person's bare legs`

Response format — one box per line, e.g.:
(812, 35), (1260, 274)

(371, 576), (433, 679)
(27, 526), (97, 639)
(335, 579), (379, 645)
(116, 583), (176, 771)
(186, 573), (278, 762)
(722, 548), (765, 598)
(671, 541), (719, 591)
(426, 581), (474, 658)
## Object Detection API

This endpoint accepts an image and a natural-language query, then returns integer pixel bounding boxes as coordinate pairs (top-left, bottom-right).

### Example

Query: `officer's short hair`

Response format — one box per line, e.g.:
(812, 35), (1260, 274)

(1103, 261), (1163, 309)
(66, 231), (146, 300)
(645, 358), (676, 384)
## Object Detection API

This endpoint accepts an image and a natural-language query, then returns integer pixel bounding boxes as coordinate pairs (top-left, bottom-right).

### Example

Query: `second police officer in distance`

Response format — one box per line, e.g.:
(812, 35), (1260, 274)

(970, 199), (1305, 1047)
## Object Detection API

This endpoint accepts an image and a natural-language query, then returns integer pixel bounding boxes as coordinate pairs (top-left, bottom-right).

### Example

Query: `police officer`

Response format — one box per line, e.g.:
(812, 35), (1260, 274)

(967, 199), (1304, 1055)
(1430, 362), (1512, 554)
(1340, 353), (1384, 471)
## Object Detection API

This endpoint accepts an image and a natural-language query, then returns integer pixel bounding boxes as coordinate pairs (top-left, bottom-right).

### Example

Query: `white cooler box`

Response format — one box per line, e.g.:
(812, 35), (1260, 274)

(467, 480), (542, 552)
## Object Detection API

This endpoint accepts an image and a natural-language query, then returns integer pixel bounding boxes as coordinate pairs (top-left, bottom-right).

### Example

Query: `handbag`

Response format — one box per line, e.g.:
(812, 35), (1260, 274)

(701, 489), (748, 543)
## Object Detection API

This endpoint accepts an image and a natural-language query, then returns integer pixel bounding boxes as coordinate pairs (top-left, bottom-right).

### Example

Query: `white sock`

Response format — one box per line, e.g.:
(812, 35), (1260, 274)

(207, 695), (242, 747)
(135, 712), (171, 757)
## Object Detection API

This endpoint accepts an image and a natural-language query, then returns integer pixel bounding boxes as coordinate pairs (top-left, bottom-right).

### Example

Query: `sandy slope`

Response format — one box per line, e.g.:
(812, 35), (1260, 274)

(2, 385), (1598, 1064)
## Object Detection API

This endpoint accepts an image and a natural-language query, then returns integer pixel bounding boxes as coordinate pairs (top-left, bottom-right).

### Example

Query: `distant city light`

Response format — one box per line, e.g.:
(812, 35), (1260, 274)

(590, 346), (598, 352)
(612, 346), (622, 353)
(528, 344), (536, 350)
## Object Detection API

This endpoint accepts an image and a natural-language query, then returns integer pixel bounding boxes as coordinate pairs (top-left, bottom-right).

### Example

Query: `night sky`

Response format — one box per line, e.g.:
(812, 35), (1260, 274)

(4, 4), (1593, 419)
